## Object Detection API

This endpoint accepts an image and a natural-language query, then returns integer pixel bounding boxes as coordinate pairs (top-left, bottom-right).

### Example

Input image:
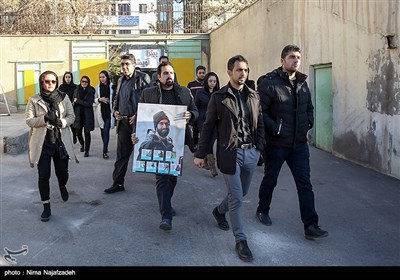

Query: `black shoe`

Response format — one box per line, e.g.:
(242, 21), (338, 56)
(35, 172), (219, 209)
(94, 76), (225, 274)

(305, 224), (329, 240)
(73, 138), (77, 145)
(59, 186), (69, 202)
(80, 145), (84, 152)
(103, 153), (109, 159)
(84, 152), (89, 157)
(235, 240), (253, 262)
(41, 203), (51, 222)
(212, 207), (230, 231)
(104, 184), (125, 194)
(255, 212), (272, 226)
(159, 219), (172, 231)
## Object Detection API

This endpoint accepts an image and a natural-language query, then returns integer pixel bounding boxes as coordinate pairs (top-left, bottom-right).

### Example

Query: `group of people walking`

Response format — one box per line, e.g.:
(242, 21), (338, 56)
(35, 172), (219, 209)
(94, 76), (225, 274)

(25, 44), (328, 263)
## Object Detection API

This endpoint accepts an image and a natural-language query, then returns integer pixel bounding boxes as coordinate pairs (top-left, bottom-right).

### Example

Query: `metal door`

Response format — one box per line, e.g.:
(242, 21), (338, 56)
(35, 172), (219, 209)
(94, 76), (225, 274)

(313, 65), (333, 152)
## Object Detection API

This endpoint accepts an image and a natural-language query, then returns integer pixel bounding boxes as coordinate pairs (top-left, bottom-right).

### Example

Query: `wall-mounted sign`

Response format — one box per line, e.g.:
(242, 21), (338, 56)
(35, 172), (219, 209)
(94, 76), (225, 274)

(118, 16), (139, 26)
(129, 49), (162, 69)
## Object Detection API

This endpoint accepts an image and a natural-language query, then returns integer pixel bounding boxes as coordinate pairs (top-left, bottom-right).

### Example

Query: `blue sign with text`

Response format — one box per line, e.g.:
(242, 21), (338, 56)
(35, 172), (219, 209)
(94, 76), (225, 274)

(118, 16), (139, 26)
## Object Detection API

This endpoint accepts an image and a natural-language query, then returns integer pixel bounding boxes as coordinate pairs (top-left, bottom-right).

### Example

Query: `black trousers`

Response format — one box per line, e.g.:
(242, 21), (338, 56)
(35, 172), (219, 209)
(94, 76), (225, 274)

(156, 174), (177, 220)
(76, 127), (91, 152)
(37, 145), (69, 202)
(112, 120), (133, 186)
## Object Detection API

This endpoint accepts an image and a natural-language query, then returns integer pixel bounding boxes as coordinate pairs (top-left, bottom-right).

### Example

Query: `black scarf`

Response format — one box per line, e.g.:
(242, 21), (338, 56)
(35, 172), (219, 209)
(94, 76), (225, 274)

(40, 90), (66, 144)
(99, 83), (111, 121)
(59, 82), (76, 101)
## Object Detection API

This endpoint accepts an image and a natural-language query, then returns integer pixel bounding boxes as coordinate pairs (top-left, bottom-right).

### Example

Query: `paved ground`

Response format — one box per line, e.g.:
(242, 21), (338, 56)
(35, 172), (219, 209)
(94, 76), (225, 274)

(0, 112), (399, 272)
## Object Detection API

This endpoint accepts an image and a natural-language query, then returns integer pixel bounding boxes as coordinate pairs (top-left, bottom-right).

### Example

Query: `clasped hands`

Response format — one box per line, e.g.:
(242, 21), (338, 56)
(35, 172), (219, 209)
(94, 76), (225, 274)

(45, 111), (62, 127)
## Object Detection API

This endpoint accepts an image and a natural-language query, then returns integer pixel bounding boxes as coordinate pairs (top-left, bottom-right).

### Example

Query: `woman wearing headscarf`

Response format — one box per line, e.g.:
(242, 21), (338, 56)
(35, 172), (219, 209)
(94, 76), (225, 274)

(73, 76), (95, 157)
(59, 71), (78, 144)
(25, 70), (77, 222)
(94, 70), (114, 159)
(195, 72), (220, 177)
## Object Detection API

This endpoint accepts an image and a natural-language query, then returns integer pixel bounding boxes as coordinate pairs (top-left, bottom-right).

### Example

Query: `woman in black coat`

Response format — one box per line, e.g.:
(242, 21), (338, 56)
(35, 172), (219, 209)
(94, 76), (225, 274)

(73, 76), (95, 157)
(59, 71), (78, 144)
(194, 72), (220, 177)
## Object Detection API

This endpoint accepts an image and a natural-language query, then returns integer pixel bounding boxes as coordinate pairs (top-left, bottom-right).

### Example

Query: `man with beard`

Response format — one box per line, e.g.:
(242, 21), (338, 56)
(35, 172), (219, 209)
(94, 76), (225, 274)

(139, 111), (174, 151)
(138, 61), (198, 231)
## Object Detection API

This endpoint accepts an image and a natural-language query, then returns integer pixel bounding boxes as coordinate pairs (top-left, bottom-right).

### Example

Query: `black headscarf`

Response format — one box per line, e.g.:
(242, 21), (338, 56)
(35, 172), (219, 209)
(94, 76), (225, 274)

(39, 65), (65, 142)
(59, 72), (77, 102)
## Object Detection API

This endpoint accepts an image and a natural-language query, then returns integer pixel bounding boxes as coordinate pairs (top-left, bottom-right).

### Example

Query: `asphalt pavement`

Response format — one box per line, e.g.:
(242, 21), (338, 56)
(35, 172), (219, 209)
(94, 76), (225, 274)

(0, 112), (399, 272)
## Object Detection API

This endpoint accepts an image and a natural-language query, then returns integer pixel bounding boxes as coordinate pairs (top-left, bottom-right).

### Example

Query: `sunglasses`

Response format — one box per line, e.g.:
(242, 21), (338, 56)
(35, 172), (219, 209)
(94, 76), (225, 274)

(44, 80), (57, 85)
(81, 80), (88, 83)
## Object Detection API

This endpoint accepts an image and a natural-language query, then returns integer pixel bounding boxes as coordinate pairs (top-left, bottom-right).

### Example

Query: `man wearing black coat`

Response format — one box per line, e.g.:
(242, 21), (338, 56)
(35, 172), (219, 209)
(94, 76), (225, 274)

(194, 55), (264, 262)
(256, 44), (328, 240)
(139, 61), (198, 231)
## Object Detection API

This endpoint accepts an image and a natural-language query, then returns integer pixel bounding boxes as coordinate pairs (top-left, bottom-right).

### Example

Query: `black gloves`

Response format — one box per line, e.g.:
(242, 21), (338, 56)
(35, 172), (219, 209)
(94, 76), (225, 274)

(44, 111), (57, 123)
(55, 119), (62, 128)
(44, 111), (62, 127)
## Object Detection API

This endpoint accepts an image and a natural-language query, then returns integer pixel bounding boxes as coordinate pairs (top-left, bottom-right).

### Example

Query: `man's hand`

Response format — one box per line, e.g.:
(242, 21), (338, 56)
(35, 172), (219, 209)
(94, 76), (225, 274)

(131, 133), (139, 145)
(129, 114), (136, 125)
(184, 111), (191, 121)
(194, 157), (204, 168)
(114, 111), (122, 121)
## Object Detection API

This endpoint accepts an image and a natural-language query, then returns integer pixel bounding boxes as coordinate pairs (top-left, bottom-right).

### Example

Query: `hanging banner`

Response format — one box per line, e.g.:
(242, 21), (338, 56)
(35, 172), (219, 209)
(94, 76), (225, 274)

(132, 103), (187, 176)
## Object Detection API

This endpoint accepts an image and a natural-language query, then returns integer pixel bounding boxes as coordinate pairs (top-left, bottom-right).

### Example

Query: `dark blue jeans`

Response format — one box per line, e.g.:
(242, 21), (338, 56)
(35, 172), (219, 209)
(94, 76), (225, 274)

(257, 143), (319, 229)
(100, 117), (111, 153)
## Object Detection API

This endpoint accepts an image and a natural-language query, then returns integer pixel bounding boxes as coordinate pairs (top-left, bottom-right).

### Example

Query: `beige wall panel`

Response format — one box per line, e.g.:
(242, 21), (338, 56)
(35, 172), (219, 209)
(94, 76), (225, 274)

(0, 36), (71, 107)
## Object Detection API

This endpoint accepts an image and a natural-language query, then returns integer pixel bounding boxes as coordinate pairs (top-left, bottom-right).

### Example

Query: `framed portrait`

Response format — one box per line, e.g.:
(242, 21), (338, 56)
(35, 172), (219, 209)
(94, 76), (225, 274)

(132, 103), (187, 176)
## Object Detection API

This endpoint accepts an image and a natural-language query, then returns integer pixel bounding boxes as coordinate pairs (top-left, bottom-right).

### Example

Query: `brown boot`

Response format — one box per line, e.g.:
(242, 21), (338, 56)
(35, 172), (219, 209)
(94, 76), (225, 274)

(207, 154), (218, 177)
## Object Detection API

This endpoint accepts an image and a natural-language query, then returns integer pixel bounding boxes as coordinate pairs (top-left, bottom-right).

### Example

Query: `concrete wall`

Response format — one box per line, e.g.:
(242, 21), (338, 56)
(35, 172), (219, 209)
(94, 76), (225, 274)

(209, 0), (400, 179)
(0, 36), (73, 111)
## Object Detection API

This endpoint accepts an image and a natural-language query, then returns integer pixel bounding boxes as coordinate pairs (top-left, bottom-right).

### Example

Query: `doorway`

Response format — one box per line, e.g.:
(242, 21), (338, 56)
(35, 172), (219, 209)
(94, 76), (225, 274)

(313, 64), (333, 152)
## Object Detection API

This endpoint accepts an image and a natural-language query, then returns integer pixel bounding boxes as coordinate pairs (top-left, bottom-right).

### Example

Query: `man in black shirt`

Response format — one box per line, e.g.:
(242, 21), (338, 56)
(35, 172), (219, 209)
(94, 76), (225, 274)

(139, 61), (198, 231)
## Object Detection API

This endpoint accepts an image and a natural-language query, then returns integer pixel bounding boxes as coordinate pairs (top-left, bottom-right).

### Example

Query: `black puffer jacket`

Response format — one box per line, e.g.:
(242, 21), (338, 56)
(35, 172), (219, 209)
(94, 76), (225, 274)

(259, 67), (314, 148)
(195, 83), (264, 175)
